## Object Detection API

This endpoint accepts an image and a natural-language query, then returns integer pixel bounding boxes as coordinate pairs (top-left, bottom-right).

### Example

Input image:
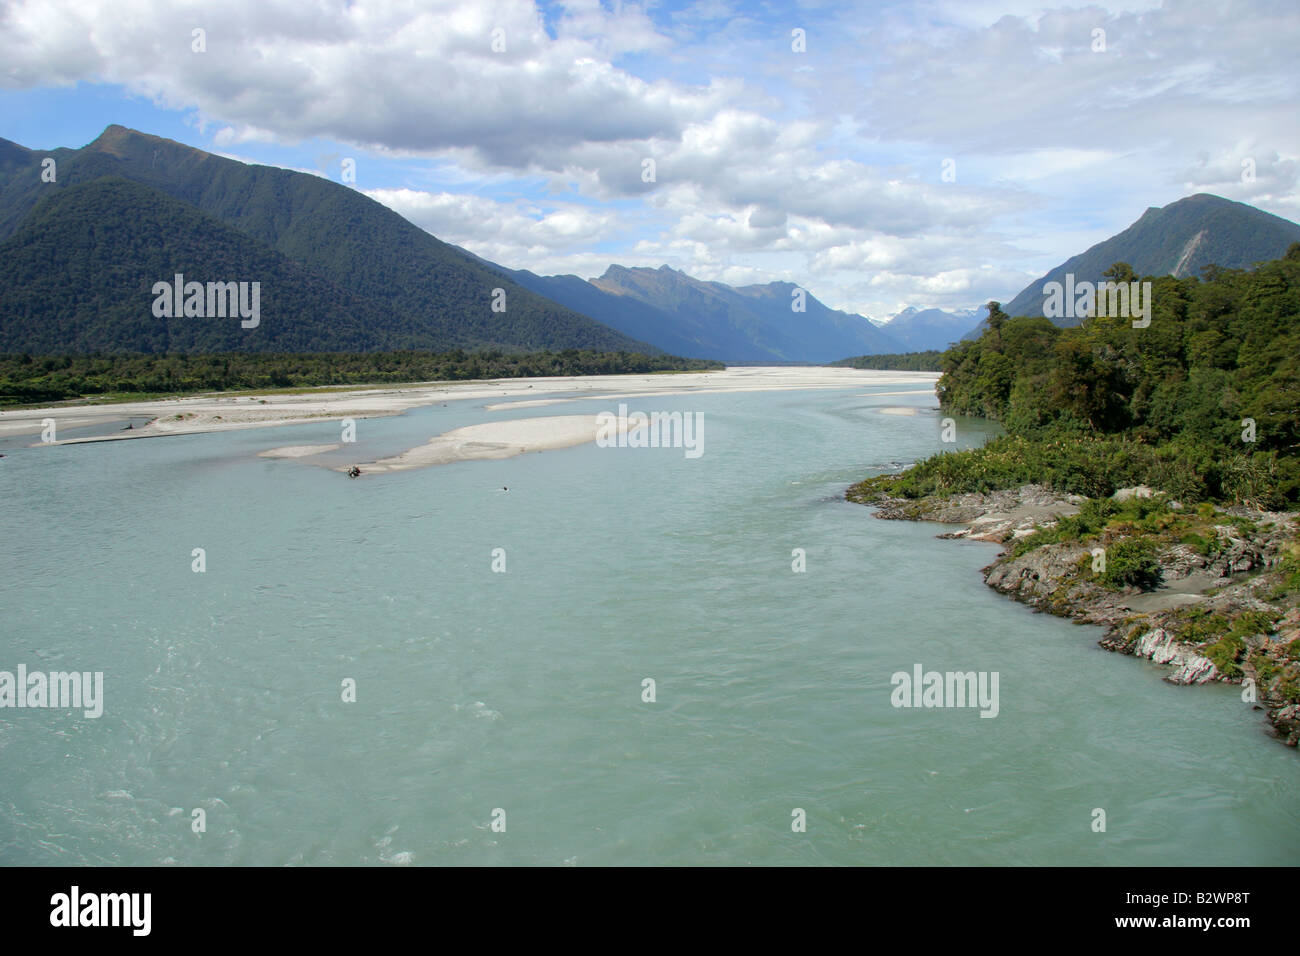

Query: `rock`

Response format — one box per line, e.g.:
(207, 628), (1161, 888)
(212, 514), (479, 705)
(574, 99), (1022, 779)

(1132, 629), (1220, 684)
(868, 484), (1081, 543)
(850, 480), (1300, 747)
(1270, 704), (1300, 747)
(1159, 544), (1211, 581)
(1169, 656), (1220, 685)
(1207, 532), (1262, 576)
(1112, 485), (1156, 502)
(983, 542), (1089, 607)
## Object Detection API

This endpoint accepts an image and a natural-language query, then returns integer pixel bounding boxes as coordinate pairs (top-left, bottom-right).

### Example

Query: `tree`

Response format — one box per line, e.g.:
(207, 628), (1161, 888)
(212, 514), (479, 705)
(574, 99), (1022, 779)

(1102, 262), (1137, 284)
(987, 301), (1009, 331)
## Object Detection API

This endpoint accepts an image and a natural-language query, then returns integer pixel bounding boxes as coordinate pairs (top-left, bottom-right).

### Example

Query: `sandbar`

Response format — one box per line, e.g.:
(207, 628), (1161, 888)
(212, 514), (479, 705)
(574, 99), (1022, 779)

(338, 415), (633, 474)
(0, 367), (938, 447)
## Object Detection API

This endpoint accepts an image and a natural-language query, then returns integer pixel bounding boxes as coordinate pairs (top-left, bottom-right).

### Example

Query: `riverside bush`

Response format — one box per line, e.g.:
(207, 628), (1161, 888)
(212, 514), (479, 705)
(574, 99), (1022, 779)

(854, 435), (1210, 501)
(869, 246), (1300, 509)
(1204, 635), (1246, 678)
(1099, 539), (1162, 590)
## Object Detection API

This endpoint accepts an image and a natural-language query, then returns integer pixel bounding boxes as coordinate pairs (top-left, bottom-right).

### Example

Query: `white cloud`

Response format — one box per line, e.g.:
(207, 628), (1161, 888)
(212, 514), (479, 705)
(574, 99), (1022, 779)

(0, 0), (723, 164)
(365, 187), (622, 261)
(2, 0), (1295, 320)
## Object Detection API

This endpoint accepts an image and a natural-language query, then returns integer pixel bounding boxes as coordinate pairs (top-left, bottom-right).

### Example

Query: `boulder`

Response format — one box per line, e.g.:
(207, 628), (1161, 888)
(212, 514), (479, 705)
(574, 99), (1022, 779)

(1132, 628), (1220, 684)
(1112, 485), (1156, 502)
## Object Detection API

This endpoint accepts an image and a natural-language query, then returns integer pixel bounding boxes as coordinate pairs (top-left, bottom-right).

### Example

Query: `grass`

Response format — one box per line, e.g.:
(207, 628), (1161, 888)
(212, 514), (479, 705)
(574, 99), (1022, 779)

(1204, 635), (1246, 678)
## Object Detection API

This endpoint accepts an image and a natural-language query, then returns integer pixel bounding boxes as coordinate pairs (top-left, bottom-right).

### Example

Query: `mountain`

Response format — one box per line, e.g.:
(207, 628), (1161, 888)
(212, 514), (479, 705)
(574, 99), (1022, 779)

(0, 125), (656, 354)
(478, 265), (709, 360)
(510, 263), (897, 363)
(0, 177), (430, 353)
(1002, 193), (1300, 321)
(876, 306), (987, 352)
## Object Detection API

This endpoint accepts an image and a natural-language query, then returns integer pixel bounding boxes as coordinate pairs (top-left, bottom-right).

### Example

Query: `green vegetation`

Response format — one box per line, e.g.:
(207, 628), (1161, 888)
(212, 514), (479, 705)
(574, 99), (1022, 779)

(1200, 614), (1278, 680)
(852, 246), (1300, 508)
(0, 350), (723, 405)
(1098, 539), (1162, 590)
(1175, 608), (1231, 644)
(1008, 498), (1117, 556)
(1003, 494), (1212, 558)
(0, 128), (657, 355)
(1000, 193), (1300, 319)
(1204, 634), (1246, 678)
(1231, 610), (1278, 639)
(1161, 607), (1286, 682)
(846, 249), (1300, 719)
(851, 434), (1223, 500)
(1266, 542), (1300, 600)
(831, 351), (944, 372)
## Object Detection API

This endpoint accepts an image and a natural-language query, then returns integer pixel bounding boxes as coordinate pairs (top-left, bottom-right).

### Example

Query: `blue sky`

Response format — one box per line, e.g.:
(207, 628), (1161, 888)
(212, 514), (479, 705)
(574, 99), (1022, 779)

(2, 0), (1297, 319)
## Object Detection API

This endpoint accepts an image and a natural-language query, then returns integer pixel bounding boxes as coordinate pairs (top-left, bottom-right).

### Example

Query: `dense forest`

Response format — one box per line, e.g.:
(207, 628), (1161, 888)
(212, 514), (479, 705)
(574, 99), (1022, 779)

(0, 125), (655, 353)
(831, 351), (944, 371)
(0, 350), (723, 405)
(864, 245), (1300, 508)
(0, 176), (655, 355)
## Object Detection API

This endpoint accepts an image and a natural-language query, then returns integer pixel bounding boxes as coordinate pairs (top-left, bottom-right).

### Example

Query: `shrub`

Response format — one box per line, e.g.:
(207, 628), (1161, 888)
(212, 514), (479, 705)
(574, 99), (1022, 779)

(1222, 452), (1286, 511)
(1203, 635), (1245, 678)
(1229, 610), (1277, 640)
(1279, 677), (1300, 703)
(1250, 650), (1279, 684)
(1178, 608), (1230, 643)
(1099, 539), (1162, 590)
(1179, 531), (1217, 556)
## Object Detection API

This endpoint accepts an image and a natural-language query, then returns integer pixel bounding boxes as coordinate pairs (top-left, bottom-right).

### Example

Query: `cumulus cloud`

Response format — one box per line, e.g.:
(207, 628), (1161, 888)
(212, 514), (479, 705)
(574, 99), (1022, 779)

(364, 187), (622, 261)
(853, 3), (1300, 153)
(1, 0), (1294, 319)
(0, 0), (723, 164)
(1177, 144), (1300, 218)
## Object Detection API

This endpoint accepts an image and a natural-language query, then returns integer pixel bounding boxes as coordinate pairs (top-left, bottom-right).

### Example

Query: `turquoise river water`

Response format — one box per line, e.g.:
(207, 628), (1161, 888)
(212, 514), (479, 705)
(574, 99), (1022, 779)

(1, 379), (1296, 865)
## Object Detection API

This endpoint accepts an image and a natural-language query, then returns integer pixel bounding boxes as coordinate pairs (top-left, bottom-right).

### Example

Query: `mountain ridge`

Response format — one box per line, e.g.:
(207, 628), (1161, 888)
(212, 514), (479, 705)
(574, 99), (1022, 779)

(1002, 193), (1300, 321)
(0, 176), (409, 353)
(0, 125), (659, 355)
(874, 305), (988, 351)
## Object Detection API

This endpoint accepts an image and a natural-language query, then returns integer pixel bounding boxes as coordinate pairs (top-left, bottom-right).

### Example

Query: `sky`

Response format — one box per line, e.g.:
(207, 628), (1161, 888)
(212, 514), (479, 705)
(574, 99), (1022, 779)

(1, 0), (1297, 321)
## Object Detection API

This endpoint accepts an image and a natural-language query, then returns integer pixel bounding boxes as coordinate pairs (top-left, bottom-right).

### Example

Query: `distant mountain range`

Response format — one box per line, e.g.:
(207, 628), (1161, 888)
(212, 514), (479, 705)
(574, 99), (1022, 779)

(492, 261), (898, 363)
(474, 194), (1300, 358)
(497, 194), (1300, 359)
(3, 126), (1297, 362)
(1001, 193), (1300, 321)
(870, 306), (988, 352)
(486, 258), (987, 360)
(0, 126), (655, 355)
(0, 124), (941, 362)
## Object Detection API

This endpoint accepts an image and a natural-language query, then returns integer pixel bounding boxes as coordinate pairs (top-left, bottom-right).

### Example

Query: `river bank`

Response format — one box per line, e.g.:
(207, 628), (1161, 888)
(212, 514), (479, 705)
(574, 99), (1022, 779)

(847, 478), (1300, 747)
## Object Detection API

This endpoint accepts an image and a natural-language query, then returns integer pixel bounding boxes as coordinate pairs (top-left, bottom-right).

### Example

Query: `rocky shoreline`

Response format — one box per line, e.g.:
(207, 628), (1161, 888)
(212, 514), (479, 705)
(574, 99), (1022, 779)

(848, 479), (1300, 747)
